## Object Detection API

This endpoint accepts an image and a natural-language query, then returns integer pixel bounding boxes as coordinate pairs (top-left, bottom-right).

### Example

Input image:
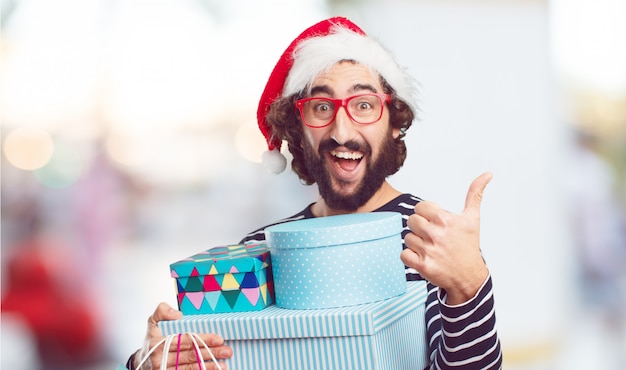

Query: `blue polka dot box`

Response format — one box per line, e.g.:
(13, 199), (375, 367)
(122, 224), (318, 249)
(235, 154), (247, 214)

(265, 212), (407, 310)
(169, 243), (274, 315)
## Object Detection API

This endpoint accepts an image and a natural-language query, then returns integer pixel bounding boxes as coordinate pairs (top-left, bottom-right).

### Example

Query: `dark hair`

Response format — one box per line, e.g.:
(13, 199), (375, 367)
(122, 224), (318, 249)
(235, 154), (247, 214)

(265, 78), (415, 185)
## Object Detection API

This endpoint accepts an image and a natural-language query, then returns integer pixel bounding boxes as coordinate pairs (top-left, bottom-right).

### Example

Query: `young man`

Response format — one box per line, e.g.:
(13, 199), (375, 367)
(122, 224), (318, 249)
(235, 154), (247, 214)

(127, 17), (502, 369)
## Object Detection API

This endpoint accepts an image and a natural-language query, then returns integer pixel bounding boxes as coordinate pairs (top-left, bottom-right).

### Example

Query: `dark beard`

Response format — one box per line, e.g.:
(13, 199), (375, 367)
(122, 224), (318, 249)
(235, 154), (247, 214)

(303, 134), (398, 212)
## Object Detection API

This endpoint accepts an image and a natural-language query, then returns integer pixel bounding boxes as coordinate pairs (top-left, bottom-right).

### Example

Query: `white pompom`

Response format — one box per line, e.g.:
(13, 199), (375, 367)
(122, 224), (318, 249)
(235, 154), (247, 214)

(262, 149), (287, 174)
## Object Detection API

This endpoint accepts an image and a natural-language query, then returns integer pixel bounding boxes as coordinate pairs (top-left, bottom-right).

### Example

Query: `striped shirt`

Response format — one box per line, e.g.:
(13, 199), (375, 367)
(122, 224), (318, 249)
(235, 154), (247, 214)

(240, 193), (502, 369)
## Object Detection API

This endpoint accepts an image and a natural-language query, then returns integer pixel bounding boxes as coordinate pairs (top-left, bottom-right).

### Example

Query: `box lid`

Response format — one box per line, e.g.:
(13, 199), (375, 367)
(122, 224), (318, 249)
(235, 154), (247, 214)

(170, 244), (270, 278)
(159, 280), (427, 340)
(265, 212), (402, 249)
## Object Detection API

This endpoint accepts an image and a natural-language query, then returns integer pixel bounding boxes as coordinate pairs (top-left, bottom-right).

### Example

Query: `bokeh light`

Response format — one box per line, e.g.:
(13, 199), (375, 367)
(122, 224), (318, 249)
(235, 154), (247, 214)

(33, 142), (87, 188)
(105, 132), (153, 168)
(3, 127), (55, 170)
(235, 119), (268, 164)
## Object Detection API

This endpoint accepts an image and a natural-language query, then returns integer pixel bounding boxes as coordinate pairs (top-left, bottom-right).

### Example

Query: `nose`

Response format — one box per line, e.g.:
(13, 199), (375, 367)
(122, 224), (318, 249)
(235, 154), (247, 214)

(329, 106), (358, 145)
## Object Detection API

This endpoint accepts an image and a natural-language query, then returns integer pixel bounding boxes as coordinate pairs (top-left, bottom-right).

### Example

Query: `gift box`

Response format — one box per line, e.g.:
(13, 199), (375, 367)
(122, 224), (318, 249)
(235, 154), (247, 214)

(264, 212), (407, 309)
(169, 243), (274, 314)
(160, 280), (428, 370)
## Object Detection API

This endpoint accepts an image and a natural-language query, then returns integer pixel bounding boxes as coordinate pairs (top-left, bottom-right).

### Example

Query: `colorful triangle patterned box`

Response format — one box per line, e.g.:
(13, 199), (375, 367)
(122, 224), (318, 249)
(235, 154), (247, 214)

(170, 243), (274, 314)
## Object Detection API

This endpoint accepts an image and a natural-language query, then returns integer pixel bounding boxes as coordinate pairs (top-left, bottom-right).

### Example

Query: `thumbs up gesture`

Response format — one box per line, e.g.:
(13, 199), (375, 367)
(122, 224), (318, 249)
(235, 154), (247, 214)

(401, 172), (493, 305)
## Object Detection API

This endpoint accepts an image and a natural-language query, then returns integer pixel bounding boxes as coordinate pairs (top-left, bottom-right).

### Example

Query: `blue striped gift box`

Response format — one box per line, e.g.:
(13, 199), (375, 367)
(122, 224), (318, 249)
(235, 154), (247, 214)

(159, 281), (428, 370)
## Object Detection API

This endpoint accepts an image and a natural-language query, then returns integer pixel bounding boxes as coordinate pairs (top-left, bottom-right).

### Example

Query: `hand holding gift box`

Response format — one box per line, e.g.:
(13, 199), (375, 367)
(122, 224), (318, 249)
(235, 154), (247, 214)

(126, 302), (233, 370)
(132, 333), (224, 370)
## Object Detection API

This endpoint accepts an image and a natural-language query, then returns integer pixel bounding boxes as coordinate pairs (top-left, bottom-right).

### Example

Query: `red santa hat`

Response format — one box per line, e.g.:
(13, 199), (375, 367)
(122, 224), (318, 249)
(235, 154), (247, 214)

(257, 17), (417, 174)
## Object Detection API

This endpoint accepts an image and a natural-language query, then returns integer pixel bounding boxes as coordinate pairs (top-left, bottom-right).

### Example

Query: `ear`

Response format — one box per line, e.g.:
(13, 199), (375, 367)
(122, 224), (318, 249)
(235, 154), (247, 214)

(392, 126), (401, 139)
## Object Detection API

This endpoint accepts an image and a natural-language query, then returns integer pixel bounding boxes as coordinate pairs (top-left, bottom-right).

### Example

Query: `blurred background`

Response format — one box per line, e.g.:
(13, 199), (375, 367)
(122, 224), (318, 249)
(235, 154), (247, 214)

(1, 0), (624, 369)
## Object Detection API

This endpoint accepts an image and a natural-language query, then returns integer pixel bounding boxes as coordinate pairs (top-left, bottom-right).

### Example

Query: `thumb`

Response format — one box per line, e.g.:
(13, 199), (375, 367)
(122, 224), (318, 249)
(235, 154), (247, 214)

(147, 302), (182, 336)
(463, 172), (493, 217)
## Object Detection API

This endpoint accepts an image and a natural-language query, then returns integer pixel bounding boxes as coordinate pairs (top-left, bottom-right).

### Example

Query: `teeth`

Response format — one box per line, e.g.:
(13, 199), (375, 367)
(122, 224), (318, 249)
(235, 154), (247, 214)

(331, 150), (363, 160)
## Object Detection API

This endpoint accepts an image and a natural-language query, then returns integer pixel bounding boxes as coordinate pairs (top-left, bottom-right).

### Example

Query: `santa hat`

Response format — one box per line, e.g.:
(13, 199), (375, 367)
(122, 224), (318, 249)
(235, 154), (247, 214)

(257, 17), (417, 174)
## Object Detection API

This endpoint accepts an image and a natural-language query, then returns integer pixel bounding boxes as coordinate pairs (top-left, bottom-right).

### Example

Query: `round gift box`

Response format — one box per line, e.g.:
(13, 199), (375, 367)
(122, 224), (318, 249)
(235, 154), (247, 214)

(264, 212), (407, 310)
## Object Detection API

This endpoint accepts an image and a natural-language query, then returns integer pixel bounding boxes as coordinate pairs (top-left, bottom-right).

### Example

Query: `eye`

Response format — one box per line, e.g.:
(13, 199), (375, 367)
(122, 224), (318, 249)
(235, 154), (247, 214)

(355, 101), (373, 111)
(312, 100), (333, 113)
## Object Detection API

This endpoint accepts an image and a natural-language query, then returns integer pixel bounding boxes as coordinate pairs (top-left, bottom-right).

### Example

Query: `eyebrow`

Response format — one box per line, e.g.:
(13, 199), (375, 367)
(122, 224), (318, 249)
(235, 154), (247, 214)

(352, 83), (378, 93)
(309, 83), (379, 97)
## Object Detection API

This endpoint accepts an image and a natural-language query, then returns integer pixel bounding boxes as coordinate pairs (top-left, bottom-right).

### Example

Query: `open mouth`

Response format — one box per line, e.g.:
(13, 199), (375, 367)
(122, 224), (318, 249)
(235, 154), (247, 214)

(330, 150), (363, 172)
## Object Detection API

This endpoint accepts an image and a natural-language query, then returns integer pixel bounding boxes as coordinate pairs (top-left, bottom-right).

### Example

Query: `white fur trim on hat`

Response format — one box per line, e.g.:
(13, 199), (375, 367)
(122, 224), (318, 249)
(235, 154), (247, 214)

(283, 26), (418, 113)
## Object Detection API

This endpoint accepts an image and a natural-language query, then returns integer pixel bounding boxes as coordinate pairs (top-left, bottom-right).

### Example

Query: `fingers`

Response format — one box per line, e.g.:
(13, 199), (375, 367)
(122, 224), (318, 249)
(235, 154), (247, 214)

(463, 172), (493, 217)
(411, 202), (455, 247)
(165, 347), (229, 369)
(406, 203), (441, 265)
(401, 232), (424, 264)
(180, 361), (229, 370)
(174, 334), (228, 355)
(412, 200), (443, 222)
(174, 360), (228, 370)
(143, 333), (232, 370)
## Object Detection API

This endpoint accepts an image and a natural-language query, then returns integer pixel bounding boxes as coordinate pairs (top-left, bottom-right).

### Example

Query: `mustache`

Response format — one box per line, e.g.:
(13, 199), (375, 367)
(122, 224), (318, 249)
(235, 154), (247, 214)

(318, 138), (371, 155)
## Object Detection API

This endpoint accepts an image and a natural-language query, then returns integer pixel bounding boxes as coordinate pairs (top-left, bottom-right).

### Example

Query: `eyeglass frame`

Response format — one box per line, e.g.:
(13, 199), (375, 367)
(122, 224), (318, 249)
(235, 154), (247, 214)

(295, 93), (391, 128)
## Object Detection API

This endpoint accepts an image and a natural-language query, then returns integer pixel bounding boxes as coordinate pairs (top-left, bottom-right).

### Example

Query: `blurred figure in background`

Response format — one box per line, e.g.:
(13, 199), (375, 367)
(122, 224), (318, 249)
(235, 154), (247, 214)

(565, 128), (626, 368)
(1, 131), (147, 368)
(1, 205), (111, 370)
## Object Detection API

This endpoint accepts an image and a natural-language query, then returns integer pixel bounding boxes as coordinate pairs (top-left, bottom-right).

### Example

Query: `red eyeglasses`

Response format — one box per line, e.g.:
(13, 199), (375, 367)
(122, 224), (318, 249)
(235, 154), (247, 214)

(295, 93), (390, 128)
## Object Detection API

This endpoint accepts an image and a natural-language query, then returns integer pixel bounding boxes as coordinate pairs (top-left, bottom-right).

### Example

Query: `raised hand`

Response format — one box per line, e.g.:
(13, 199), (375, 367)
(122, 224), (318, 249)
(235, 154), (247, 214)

(135, 302), (233, 369)
(401, 172), (493, 305)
